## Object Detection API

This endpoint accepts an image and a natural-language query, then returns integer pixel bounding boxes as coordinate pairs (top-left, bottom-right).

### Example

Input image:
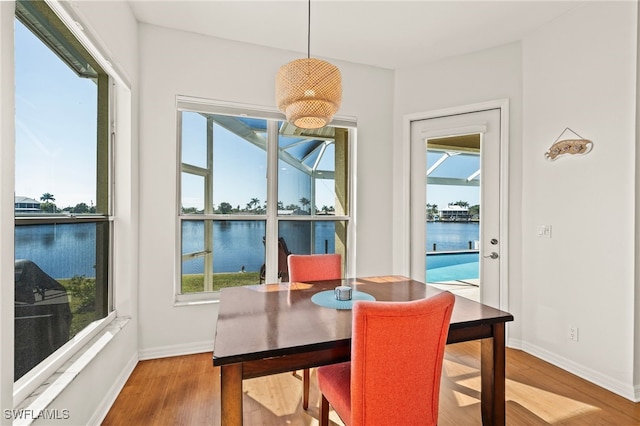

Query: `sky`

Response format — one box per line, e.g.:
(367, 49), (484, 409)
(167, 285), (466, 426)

(428, 184), (479, 210)
(15, 19), (98, 209)
(181, 115), (481, 212)
(180, 111), (338, 211)
(14, 16), (478, 213)
(426, 151), (480, 209)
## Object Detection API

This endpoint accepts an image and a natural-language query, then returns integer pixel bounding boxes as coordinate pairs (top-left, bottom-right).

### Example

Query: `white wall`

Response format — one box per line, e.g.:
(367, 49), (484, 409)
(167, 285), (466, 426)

(393, 42), (524, 343)
(394, 1), (639, 401)
(1, 1), (141, 424)
(522, 1), (638, 399)
(137, 24), (394, 356)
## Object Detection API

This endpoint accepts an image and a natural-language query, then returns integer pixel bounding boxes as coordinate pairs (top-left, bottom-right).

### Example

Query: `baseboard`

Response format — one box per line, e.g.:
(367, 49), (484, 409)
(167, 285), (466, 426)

(506, 337), (523, 350)
(138, 340), (214, 360)
(89, 352), (138, 425)
(521, 341), (638, 402)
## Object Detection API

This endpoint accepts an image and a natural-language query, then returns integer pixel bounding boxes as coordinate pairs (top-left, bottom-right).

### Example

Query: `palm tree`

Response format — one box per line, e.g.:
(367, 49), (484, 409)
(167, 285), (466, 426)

(39, 193), (57, 213)
(40, 193), (55, 203)
(426, 203), (438, 219)
(299, 197), (311, 212)
(250, 198), (260, 211)
(452, 200), (469, 208)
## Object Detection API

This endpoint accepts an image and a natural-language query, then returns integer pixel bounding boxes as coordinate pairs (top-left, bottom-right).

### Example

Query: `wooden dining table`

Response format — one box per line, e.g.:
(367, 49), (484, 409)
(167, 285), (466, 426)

(212, 275), (514, 426)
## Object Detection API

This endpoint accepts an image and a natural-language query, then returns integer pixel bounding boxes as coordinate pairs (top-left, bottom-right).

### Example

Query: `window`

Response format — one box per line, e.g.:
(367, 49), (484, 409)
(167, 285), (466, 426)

(14, 0), (112, 382)
(178, 101), (353, 297)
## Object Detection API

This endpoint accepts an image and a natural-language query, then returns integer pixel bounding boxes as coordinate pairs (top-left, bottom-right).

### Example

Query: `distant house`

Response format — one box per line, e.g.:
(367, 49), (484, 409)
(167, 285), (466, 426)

(14, 196), (41, 213)
(438, 205), (470, 222)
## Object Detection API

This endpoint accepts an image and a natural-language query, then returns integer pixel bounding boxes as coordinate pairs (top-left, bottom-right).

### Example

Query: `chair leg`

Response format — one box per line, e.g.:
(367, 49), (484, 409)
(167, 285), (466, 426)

(302, 368), (310, 410)
(320, 394), (329, 426)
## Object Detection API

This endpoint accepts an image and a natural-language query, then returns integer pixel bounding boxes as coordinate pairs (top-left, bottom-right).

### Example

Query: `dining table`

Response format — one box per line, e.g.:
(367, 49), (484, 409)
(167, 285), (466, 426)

(212, 275), (514, 426)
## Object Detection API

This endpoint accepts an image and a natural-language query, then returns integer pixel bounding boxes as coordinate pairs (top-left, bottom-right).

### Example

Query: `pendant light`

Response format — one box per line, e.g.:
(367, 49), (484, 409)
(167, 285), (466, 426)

(275, 0), (342, 129)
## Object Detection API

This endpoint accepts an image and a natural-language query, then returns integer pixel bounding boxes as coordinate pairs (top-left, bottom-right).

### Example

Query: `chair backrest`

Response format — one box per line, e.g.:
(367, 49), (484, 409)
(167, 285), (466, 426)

(350, 291), (455, 426)
(287, 254), (342, 282)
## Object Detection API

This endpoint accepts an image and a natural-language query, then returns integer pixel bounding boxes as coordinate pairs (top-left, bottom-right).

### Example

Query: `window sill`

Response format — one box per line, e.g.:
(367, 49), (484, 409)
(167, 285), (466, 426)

(174, 291), (221, 306)
(11, 316), (130, 426)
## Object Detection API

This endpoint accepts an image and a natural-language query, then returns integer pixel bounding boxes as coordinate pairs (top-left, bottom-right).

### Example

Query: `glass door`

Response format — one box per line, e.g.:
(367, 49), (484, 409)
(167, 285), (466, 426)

(410, 108), (502, 308)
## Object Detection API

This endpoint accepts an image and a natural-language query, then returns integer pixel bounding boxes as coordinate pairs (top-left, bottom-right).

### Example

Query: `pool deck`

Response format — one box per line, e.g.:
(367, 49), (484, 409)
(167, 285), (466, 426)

(428, 278), (479, 303)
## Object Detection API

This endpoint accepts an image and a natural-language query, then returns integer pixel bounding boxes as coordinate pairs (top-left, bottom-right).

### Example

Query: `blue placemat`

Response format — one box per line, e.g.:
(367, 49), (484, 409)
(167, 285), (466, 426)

(311, 290), (376, 310)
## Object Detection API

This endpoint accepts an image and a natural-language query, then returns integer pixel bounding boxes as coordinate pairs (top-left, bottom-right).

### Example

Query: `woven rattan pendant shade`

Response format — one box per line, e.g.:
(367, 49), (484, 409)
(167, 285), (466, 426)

(276, 58), (342, 129)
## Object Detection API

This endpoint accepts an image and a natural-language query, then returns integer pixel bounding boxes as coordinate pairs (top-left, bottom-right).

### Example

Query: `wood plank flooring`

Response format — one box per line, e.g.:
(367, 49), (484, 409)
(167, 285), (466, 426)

(102, 342), (640, 425)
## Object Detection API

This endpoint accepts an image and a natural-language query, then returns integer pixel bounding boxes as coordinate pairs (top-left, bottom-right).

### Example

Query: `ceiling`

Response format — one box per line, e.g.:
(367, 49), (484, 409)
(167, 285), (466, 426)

(128, 0), (586, 70)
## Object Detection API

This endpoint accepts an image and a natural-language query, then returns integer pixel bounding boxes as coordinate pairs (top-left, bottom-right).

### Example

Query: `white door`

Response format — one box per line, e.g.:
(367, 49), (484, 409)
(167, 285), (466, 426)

(410, 107), (504, 308)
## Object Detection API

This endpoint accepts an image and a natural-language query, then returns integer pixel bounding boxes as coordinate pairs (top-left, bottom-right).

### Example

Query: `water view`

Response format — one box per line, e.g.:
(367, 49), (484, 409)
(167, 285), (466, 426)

(181, 220), (338, 275)
(15, 223), (98, 279)
(426, 221), (479, 252)
(15, 221), (479, 280)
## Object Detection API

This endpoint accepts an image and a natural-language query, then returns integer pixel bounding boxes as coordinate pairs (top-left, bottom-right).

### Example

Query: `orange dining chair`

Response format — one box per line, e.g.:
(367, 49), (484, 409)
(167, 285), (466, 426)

(287, 253), (343, 410)
(316, 291), (455, 426)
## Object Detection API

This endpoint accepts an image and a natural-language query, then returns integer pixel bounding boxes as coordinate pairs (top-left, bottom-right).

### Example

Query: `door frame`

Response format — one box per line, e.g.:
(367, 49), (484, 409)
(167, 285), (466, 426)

(399, 99), (510, 311)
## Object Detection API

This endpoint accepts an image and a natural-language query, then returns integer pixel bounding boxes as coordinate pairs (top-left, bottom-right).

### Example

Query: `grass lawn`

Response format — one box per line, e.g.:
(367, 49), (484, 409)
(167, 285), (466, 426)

(58, 277), (99, 337)
(182, 272), (261, 293)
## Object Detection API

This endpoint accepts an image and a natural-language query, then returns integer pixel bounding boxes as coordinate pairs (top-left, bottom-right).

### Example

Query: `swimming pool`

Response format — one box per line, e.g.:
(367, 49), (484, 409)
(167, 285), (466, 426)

(426, 251), (479, 283)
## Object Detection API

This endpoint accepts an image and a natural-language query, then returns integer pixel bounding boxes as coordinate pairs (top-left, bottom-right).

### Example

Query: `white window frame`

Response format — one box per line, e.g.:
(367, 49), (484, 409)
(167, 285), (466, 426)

(175, 97), (357, 304)
(10, 0), (133, 407)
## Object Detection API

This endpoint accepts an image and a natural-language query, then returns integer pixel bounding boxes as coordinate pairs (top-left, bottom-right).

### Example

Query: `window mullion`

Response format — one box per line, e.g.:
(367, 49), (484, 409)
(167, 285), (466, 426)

(265, 120), (279, 283)
(203, 117), (214, 291)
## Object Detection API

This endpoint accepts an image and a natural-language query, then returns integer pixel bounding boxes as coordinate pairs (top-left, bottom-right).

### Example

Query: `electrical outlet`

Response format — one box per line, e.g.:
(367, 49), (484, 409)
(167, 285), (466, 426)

(569, 325), (579, 341)
(537, 225), (552, 238)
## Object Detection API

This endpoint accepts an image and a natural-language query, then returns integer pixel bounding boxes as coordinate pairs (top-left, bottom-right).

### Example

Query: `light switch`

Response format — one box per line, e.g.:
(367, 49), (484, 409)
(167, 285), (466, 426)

(537, 225), (552, 238)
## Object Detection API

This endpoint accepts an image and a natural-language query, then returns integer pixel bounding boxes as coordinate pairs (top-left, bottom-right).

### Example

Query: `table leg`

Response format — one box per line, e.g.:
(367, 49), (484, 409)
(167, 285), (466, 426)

(220, 364), (243, 426)
(480, 323), (506, 426)
(320, 394), (329, 426)
(303, 368), (310, 410)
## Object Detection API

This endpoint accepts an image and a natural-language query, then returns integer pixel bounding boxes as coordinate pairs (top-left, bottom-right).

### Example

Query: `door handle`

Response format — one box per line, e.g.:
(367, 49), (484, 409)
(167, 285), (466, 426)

(484, 252), (499, 259)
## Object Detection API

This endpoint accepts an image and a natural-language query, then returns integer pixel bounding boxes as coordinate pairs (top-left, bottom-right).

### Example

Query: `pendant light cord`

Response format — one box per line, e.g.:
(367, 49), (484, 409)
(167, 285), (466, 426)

(307, 0), (311, 59)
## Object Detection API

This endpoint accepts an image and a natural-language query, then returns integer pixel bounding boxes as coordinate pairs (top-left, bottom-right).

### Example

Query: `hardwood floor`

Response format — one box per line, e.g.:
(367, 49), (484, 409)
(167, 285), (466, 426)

(102, 342), (640, 425)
